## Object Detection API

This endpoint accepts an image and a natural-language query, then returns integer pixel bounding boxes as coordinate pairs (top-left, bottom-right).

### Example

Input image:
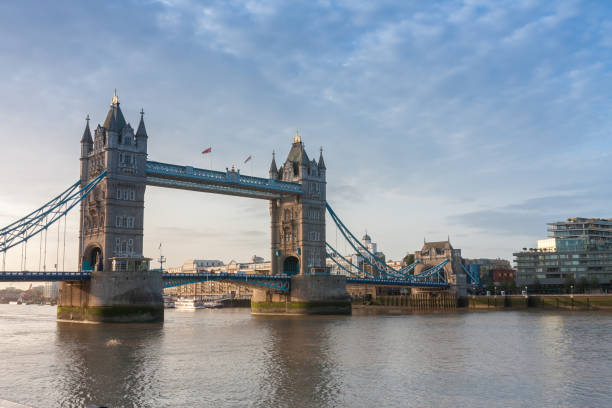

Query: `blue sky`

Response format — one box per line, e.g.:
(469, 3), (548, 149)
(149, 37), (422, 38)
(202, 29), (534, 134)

(1, 0), (612, 272)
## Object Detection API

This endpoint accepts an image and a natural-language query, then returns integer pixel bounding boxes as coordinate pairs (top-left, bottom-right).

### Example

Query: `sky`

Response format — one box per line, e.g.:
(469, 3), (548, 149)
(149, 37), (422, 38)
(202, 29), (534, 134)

(1, 0), (612, 275)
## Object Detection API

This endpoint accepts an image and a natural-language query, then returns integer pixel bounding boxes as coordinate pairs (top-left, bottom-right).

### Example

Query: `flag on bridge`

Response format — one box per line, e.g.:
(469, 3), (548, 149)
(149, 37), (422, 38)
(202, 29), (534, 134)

(244, 155), (252, 164)
(202, 147), (212, 154)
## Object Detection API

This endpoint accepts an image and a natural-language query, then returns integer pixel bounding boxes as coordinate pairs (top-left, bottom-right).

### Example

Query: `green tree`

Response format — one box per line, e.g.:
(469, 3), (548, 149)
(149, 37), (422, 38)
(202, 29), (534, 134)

(576, 277), (588, 294)
(564, 275), (576, 294)
(508, 279), (518, 294)
(588, 276), (600, 292)
(531, 277), (543, 294)
(485, 281), (495, 294)
(402, 253), (415, 268)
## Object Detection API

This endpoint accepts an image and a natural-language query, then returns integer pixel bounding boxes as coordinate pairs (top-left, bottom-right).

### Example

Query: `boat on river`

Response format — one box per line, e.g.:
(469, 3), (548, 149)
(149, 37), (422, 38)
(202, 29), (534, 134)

(174, 297), (205, 310)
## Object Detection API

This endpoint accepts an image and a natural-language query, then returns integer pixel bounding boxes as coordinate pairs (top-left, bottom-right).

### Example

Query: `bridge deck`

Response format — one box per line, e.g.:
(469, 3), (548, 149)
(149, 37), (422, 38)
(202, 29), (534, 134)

(146, 161), (303, 200)
(0, 271), (450, 289)
(0, 272), (91, 281)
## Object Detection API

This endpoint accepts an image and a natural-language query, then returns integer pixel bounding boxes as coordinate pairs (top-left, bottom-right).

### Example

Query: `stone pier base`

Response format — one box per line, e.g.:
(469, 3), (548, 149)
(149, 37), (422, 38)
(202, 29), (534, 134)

(57, 270), (164, 323)
(251, 275), (351, 315)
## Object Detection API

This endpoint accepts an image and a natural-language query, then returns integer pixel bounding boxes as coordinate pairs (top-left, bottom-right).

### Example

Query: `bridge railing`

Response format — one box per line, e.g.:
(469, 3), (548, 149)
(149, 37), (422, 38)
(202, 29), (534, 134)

(0, 271), (91, 281)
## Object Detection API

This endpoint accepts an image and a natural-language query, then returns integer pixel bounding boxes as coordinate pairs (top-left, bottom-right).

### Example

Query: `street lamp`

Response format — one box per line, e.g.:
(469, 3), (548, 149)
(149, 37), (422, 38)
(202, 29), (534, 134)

(524, 286), (528, 297)
(570, 284), (574, 298)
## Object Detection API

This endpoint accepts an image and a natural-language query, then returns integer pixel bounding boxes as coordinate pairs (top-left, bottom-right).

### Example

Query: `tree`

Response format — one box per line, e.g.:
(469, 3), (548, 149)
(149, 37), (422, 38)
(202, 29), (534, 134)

(402, 253), (415, 268)
(589, 276), (600, 292)
(576, 277), (588, 294)
(564, 275), (576, 294)
(508, 279), (518, 294)
(531, 277), (543, 293)
(485, 281), (495, 294)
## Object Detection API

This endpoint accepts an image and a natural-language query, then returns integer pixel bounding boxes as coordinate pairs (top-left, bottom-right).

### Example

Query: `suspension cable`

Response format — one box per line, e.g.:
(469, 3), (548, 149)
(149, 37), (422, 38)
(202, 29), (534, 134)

(56, 217), (60, 272)
(38, 230), (43, 271)
(62, 213), (67, 272)
(43, 222), (48, 272)
(24, 239), (27, 271)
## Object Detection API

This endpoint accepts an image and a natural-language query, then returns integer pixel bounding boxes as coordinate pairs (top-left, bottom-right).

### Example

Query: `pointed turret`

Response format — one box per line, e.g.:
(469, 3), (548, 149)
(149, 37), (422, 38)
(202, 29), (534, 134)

(80, 115), (93, 158)
(318, 146), (326, 170)
(136, 108), (148, 138)
(103, 89), (127, 132)
(81, 115), (93, 144)
(269, 150), (278, 178)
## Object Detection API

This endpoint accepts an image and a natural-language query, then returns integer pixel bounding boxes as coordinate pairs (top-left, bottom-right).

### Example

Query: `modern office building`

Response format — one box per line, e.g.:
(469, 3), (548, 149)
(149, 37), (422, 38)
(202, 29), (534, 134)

(43, 282), (59, 299)
(514, 218), (612, 289)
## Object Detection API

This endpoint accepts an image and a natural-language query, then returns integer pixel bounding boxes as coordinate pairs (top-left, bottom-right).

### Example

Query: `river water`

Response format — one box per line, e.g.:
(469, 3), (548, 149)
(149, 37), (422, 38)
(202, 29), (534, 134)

(0, 305), (610, 408)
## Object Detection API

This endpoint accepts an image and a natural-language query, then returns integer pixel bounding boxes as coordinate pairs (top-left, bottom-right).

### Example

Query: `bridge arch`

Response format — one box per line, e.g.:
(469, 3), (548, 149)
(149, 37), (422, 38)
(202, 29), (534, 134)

(283, 256), (300, 275)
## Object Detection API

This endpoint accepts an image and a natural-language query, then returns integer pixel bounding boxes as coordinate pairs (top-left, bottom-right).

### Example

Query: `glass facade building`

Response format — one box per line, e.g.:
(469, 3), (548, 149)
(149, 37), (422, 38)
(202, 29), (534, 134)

(514, 218), (612, 288)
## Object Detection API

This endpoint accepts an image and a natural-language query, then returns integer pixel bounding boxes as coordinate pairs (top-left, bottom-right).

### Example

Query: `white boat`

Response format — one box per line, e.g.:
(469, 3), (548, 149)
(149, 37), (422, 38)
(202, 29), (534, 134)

(174, 297), (205, 310)
(203, 300), (223, 308)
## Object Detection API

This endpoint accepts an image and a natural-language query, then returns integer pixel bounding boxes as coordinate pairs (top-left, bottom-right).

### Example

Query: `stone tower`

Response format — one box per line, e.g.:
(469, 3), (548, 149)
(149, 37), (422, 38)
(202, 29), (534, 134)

(59, 91), (162, 323)
(78, 90), (148, 272)
(269, 132), (327, 276)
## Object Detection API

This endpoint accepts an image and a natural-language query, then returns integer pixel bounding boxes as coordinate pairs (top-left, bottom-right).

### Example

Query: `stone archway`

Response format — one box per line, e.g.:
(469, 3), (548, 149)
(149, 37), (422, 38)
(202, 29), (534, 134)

(83, 246), (103, 271)
(283, 256), (300, 275)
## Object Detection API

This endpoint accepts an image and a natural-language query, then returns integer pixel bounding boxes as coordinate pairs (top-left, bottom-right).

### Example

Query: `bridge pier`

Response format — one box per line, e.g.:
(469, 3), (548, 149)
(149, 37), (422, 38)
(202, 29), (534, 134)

(251, 275), (351, 315)
(57, 270), (163, 323)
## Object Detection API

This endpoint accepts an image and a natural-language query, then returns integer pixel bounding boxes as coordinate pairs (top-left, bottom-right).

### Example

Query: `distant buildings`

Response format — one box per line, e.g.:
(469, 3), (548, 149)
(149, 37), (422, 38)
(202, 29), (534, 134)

(327, 233), (387, 277)
(463, 258), (513, 284)
(514, 218), (612, 290)
(163, 255), (270, 298)
(414, 240), (467, 295)
(43, 282), (59, 299)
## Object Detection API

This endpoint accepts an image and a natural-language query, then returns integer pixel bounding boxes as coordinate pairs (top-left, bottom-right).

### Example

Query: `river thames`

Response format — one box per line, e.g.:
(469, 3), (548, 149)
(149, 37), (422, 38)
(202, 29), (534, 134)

(0, 305), (610, 407)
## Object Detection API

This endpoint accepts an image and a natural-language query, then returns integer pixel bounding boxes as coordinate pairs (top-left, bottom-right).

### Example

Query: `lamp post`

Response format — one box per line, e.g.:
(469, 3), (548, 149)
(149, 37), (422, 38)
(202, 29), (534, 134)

(570, 284), (574, 298)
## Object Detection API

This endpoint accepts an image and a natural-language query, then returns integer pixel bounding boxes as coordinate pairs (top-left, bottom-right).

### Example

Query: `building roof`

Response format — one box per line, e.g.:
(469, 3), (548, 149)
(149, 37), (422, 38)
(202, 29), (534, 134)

(421, 240), (453, 251)
(103, 90), (127, 132)
(285, 135), (310, 165)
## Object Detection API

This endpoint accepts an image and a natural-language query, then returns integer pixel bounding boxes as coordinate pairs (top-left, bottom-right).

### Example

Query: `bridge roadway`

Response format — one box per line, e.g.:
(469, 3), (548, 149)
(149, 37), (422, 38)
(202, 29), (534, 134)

(146, 161), (303, 200)
(0, 272), (450, 290)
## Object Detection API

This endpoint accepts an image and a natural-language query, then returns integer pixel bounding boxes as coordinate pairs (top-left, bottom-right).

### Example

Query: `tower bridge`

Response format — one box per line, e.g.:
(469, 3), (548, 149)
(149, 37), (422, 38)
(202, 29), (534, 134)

(0, 92), (459, 322)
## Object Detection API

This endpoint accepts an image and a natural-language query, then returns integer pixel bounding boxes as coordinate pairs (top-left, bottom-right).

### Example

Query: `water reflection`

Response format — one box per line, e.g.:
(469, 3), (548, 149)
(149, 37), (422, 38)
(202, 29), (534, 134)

(252, 316), (345, 408)
(53, 322), (164, 408)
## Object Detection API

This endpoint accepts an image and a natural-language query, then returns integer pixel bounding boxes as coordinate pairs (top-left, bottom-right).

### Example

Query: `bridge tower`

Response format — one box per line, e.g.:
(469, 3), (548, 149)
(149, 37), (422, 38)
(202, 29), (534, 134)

(270, 132), (327, 276)
(252, 133), (350, 314)
(58, 91), (163, 322)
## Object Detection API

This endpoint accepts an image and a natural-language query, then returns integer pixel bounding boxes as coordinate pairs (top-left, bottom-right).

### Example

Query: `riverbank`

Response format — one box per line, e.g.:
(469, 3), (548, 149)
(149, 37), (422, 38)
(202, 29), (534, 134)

(351, 294), (612, 312)
(466, 294), (612, 310)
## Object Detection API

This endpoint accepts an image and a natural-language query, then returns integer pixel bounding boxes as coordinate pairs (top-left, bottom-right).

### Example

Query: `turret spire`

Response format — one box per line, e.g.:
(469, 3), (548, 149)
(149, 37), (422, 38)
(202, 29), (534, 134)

(103, 89), (127, 132)
(269, 150), (278, 177)
(80, 114), (93, 144)
(111, 88), (119, 105)
(293, 130), (301, 143)
(136, 107), (148, 138)
(318, 146), (326, 170)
